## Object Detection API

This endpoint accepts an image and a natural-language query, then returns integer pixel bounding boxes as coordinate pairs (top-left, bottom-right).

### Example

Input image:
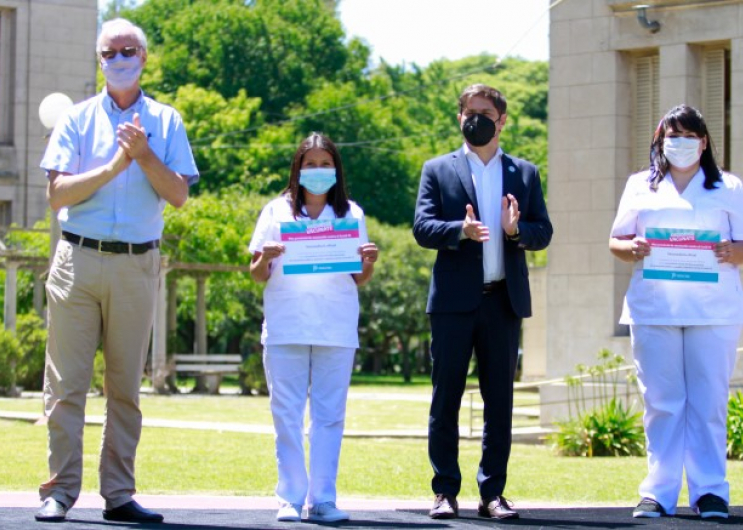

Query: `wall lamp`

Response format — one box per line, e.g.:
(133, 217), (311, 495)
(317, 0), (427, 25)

(633, 5), (661, 33)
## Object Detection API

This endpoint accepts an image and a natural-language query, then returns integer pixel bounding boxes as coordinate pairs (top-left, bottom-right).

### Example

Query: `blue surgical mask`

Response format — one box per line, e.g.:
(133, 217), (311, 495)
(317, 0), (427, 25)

(101, 55), (143, 90)
(299, 168), (337, 195)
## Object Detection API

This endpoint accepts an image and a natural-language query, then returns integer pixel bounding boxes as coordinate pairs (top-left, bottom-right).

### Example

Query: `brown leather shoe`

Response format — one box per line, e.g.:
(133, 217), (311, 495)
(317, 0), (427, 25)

(478, 496), (519, 519)
(429, 494), (458, 519)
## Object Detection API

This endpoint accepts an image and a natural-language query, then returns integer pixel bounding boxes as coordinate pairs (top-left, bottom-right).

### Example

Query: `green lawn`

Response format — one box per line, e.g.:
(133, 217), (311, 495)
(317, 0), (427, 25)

(2, 385), (740, 506)
(0, 387), (539, 432)
(4, 419), (742, 506)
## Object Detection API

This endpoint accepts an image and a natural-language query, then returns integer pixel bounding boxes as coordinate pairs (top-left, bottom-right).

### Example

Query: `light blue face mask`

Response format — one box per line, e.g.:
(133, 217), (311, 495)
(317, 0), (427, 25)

(299, 167), (337, 195)
(101, 55), (143, 90)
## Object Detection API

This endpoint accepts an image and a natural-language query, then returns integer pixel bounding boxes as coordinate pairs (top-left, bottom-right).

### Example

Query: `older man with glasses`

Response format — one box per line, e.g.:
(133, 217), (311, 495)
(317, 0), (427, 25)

(35, 18), (198, 523)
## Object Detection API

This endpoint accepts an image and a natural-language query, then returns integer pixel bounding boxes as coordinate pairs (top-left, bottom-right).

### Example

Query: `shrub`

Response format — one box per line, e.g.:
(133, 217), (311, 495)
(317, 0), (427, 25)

(0, 329), (22, 394)
(241, 353), (268, 395)
(728, 390), (743, 460)
(549, 349), (645, 457)
(91, 349), (106, 394)
(14, 313), (47, 391)
(551, 398), (645, 457)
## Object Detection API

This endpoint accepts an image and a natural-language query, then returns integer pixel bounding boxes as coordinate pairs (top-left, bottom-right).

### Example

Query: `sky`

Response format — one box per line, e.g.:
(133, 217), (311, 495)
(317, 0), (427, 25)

(99, 0), (550, 66)
(338, 0), (550, 67)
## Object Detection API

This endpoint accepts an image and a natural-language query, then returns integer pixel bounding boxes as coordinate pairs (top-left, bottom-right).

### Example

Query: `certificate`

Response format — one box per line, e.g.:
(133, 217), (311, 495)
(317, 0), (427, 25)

(280, 218), (362, 275)
(643, 227), (719, 282)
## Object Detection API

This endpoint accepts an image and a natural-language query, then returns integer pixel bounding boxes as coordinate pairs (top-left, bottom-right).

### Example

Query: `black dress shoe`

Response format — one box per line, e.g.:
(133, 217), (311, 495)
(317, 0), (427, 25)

(35, 498), (68, 522)
(103, 500), (164, 523)
(429, 494), (458, 519)
(478, 496), (519, 519)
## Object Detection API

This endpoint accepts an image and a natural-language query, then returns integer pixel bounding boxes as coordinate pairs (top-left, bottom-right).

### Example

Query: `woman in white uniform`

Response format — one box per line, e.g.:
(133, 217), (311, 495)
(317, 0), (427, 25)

(249, 133), (378, 523)
(610, 105), (743, 519)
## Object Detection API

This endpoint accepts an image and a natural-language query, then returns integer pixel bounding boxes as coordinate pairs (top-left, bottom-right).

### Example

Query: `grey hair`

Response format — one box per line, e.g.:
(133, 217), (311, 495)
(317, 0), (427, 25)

(96, 18), (148, 53)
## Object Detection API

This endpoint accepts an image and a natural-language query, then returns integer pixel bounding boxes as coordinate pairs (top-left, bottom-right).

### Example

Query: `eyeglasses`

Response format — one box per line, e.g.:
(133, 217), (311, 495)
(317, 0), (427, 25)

(99, 46), (140, 60)
(463, 108), (500, 119)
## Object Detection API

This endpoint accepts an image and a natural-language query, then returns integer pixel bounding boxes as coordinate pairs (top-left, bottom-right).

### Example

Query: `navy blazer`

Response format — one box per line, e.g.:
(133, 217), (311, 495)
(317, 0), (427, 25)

(413, 148), (552, 318)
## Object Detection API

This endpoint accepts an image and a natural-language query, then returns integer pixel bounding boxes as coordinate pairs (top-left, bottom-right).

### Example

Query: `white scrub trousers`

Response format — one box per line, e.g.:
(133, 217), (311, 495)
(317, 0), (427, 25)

(631, 324), (741, 514)
(263, 344), (355, 507)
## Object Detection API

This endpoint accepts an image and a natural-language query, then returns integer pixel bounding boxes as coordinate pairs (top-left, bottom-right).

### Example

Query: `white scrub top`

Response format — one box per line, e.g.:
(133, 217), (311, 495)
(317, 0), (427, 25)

(611, 169), (743, 325)
(249, 195), (369, 347)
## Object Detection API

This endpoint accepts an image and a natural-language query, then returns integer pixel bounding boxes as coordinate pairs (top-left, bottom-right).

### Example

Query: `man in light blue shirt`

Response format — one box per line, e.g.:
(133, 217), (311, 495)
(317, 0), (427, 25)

(36, 18), (198, 524)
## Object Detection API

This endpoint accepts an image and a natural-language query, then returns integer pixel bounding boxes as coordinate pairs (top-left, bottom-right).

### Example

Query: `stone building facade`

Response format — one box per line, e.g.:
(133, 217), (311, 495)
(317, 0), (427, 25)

(539, 0), (743, 422)
(0, 0), (97, 229)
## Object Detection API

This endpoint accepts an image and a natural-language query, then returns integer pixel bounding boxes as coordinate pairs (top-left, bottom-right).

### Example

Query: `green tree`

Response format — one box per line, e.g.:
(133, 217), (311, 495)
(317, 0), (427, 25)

(156, 84), (263, 192)
(124, 0), (356, 117)
(163, 187), (265, 355)
(358, 218), (433, 379)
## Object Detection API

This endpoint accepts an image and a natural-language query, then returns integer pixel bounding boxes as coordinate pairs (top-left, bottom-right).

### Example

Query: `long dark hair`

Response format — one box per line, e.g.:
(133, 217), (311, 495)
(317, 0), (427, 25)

(648, 104), (721, 191)
(284, 132), (350, 219)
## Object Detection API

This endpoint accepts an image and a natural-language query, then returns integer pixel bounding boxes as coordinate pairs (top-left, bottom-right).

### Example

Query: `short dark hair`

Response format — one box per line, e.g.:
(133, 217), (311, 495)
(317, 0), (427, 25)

(649, 104), (721, 191)
(284, 132), (350, 219)
(458, 84), (507, 115)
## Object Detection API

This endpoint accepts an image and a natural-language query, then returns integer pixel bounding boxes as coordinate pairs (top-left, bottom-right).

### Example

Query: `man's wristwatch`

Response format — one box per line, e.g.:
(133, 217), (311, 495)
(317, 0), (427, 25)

(506, 225), (520, 241)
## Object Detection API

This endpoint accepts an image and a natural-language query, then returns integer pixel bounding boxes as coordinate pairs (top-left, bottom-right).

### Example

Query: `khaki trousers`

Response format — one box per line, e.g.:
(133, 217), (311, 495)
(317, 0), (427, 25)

(40, 240), (160, 509)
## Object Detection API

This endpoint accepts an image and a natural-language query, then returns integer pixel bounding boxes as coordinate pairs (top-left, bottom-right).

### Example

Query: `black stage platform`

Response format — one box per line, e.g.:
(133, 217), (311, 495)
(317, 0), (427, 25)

(1, 507), (741, 529)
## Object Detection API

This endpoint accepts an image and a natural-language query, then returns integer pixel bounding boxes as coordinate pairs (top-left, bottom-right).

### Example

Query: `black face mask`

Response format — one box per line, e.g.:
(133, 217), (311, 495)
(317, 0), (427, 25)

(462, 113), (496, 146)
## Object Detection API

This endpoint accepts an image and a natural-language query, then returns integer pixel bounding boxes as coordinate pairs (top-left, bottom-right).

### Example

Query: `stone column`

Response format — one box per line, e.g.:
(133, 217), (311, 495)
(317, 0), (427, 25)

(4, 260), (17, 333)
(730, 38), (743, 178)
(33, 267), (44, 319)
(729, 38), (743, 385)
(151, 256), (170, 394)
(4, 260), (18, 396)
(195, 273), (207, 355)
(659, 44), (702, 112)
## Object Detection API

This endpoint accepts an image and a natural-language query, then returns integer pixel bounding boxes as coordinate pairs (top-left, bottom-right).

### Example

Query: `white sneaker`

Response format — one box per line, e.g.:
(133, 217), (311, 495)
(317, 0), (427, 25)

(307, 501), (350, 522)
(276, 502), (302, 522)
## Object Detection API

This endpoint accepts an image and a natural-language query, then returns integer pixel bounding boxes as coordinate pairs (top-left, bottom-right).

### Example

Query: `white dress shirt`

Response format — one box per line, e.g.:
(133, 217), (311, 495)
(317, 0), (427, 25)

(464, 143), (505, 282)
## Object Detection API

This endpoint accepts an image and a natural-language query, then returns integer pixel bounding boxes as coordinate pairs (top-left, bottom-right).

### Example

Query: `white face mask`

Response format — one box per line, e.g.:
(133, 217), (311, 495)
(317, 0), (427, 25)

(663, 137), (702, 169)
(101, 55), (143, 91)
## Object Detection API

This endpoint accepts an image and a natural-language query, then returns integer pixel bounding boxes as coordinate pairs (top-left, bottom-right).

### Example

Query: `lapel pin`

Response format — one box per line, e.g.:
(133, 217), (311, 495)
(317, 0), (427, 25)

(509, 166), (515, 172)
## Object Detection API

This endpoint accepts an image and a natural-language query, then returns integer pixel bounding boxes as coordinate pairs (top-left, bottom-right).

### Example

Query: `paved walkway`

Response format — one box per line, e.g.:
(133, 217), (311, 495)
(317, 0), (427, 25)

(0, 409), (552, 442)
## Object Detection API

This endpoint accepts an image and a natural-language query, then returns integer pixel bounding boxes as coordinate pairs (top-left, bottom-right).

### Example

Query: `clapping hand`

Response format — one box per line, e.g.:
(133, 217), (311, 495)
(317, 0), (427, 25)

(501, 194), (520, 237)
(117, 113), (151, 161)
(463, 204), (490, 242)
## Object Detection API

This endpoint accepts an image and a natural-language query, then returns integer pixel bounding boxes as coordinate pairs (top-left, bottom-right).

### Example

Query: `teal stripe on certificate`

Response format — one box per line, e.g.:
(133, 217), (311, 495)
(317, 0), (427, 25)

(643, 270), (719, 282)
(284, 262), (362, 275)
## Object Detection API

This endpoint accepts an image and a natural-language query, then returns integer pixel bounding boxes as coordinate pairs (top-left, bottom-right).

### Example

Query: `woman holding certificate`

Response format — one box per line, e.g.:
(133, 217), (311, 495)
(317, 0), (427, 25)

(609, 105), (743, 520)
(249, 133), (378, 523)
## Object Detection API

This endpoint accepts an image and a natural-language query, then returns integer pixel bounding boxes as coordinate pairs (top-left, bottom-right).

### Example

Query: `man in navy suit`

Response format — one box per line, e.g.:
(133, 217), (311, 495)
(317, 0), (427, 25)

(413, 84), (552, 520)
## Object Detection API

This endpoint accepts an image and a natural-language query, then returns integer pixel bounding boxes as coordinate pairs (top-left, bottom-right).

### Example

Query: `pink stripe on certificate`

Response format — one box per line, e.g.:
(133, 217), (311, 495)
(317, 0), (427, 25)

(281, 230), (360, 242)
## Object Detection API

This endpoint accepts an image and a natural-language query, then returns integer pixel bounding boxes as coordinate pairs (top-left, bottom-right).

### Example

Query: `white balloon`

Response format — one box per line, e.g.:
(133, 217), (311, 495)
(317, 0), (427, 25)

(38, 92), (73, 129)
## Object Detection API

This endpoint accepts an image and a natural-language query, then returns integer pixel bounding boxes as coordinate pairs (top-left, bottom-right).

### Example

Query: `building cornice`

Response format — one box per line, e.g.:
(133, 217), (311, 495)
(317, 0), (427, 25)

(607, 0), (742, 12)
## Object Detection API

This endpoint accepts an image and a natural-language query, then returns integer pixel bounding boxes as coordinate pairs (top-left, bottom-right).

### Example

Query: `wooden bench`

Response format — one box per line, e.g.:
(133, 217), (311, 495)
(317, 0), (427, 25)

(172, 354), (243, 394)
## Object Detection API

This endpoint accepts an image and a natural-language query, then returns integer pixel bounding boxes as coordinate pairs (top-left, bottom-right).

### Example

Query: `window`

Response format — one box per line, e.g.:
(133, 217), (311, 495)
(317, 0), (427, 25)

(631, 54), (660, 173)
(702, 46), (730, 169)
(0, 8), (15, 145)
(0, 200), (12, 229)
